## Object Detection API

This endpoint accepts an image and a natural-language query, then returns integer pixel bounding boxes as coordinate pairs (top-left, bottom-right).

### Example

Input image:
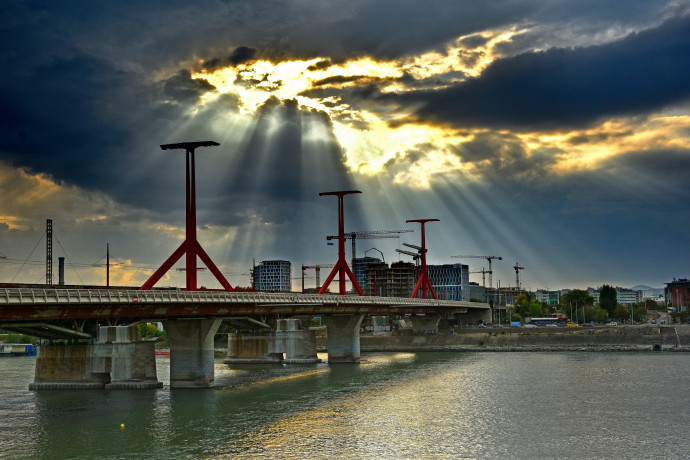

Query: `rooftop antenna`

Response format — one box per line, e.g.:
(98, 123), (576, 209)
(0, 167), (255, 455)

(407, 218), (439, 299)
(318, 190), (364, 295)
(140, 141), (233, 291)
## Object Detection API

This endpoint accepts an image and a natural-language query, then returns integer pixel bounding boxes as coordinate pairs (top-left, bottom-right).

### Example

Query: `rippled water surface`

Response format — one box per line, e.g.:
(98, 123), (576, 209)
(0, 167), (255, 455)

(0, 352), (688, 459)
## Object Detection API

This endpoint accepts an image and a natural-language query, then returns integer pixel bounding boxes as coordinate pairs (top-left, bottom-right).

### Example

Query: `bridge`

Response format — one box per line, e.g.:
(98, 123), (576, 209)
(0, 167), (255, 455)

(1, 141), (492, 389)
(0, 287), (490, 390)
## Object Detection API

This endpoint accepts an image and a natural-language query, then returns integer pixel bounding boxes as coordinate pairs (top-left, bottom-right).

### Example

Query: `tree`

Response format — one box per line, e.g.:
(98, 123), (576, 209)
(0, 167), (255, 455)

(612, 305), (630, 321)
(585, 306), (608, 323)
(561, 289), (595, 308)
(515, 293), (544, 318)
(599, 285), (618, 314)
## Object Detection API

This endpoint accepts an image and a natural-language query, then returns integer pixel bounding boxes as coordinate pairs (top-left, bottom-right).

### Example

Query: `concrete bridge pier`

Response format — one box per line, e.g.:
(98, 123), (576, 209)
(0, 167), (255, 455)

(410, 314), (441, 334)
(324, 315), (364, 363)
(225, 333), (282, 363)
(164, 318), (222, 388)
(224, 318), (320, 364)
(29, 325), (161, 390)
(275, 318), (320, 363)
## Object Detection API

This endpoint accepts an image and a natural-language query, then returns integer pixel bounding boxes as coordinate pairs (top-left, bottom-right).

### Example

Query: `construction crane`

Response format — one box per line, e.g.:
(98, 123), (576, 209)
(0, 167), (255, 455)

(301, 264), (335, 293)
(513, 263), (525, 293)
(451, 255), (502, 289)
(395, 248), (421, 265)
(470, 267), (490, 288)
(364, 248), (385, 263)
(326, 229), (413, 274)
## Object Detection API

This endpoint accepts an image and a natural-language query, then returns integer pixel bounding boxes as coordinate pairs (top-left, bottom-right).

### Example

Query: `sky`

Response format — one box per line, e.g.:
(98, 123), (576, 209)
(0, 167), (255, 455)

(1, 0), (689, 291)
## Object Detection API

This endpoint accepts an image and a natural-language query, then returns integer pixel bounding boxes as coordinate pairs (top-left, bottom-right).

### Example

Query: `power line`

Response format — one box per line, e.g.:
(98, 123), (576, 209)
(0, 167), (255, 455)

(10, 232), (45, 282)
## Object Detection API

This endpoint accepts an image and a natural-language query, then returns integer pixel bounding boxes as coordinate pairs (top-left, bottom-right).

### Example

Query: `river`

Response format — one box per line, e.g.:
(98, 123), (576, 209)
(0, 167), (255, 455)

(0, 352), (688, 459)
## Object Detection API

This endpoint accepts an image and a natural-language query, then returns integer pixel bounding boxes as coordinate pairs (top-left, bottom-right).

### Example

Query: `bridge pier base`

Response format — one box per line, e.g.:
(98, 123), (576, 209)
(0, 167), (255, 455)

(275, 319), (320, 363)
(224, 319), (320, 364)
(324, 315), (364, 363)
(410, 314), (441, 334)
(164, 318), (222, 388)
(29, 326), (162, 390)
(224, 333), (282, 363)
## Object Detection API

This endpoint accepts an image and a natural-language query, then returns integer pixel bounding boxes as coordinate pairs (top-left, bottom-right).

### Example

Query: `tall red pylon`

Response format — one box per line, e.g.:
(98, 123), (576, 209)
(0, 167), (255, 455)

(407, 218), (439, 299)
(318, 190), (364, 296)
(140, 141), (234, 292)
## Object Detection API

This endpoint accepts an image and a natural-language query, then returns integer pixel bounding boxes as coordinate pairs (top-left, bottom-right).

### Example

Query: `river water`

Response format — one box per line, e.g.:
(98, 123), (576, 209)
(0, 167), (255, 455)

(0, 352), (688, 459)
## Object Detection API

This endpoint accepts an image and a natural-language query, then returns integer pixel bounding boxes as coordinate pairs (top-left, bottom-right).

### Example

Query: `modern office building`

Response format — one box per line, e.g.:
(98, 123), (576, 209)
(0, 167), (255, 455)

(253, 260), (292, 292)
(425, 263), (469, 301)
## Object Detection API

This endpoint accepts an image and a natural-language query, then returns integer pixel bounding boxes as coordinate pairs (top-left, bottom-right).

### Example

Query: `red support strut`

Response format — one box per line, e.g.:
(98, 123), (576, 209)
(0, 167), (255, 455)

(140, 141), (234, 292)
(318, 190), (364, 296)
(407, 218), (439, 299)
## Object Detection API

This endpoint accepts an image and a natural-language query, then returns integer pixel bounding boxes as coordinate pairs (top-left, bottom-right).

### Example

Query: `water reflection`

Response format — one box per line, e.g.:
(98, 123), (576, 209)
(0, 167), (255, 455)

(1, 353), (689, 458)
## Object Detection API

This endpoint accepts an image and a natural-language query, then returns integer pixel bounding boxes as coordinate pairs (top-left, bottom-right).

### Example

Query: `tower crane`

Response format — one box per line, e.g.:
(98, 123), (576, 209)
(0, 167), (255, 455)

(395, 248), (421, 265)
(513, 263), (525, 293)
(326, 229), (413, 274)
(470, 267), (490, 288)
(451, 255), (502, 289)
(301, 264), (335, 293)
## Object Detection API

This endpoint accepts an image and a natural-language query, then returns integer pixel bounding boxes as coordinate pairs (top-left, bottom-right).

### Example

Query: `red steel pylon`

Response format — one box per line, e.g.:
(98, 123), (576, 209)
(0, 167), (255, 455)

(318, 190), (364, 296)
(140, 141), (234, 292)
(407, 218), (439, 299)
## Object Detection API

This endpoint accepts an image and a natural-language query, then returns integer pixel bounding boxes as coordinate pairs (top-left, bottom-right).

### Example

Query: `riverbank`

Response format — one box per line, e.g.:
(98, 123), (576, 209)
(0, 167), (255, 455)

(313, 325), (690, 353)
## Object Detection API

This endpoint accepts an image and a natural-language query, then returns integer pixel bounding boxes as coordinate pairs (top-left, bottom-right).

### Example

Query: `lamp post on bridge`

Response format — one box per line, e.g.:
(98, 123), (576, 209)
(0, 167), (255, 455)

(140, 141), (233, 292)
(407, 218), (439, 300)
(318, 190), (364, 296)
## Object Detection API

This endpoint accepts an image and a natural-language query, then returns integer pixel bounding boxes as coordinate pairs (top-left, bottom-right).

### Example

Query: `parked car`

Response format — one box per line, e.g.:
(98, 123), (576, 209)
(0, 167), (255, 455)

(607, 321), (618, 326)
(567, 322), (580, 327)
(524, 324), (537, 328)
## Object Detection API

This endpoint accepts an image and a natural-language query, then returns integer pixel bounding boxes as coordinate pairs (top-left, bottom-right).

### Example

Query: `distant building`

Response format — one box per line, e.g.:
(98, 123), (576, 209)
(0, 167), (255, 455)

(534, 289), (568, 305)
(665, 278), (690, 311)
(353, 256), (383, 290)
(465, 282), (485, 301)
(254, 260), (291, 292)
(360, 260), (416, 297)
(590, 287), (643, 305)
(426, 263), (469, 301)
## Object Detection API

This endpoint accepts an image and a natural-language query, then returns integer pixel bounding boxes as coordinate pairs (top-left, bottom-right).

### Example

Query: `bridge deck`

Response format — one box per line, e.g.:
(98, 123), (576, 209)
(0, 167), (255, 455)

(0, 288), (488, 322)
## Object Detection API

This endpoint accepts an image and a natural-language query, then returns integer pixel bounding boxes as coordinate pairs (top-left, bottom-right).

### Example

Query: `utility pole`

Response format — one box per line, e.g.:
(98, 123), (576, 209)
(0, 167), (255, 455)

(46, 219), (53, 285)
(106, 243), (110, 288)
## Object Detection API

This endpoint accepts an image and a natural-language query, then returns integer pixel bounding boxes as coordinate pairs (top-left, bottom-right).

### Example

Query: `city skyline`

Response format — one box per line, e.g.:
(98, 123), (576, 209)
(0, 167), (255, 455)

(1, 1), (689, 290)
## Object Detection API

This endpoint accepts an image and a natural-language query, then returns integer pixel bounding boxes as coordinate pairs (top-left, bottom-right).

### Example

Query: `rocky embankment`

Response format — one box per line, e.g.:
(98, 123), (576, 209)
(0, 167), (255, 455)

(353, 326), (690, 352)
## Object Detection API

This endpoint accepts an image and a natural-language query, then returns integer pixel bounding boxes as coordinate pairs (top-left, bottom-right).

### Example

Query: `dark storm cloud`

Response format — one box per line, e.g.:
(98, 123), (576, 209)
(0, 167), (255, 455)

(229, 46), (258, 65)
(386, 16), (690, 131)
(163, 69), (216, 103)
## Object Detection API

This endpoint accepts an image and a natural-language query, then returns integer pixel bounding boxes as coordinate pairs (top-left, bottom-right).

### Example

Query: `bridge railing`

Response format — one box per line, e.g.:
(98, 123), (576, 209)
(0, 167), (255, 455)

(0, 288), (486, 308)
